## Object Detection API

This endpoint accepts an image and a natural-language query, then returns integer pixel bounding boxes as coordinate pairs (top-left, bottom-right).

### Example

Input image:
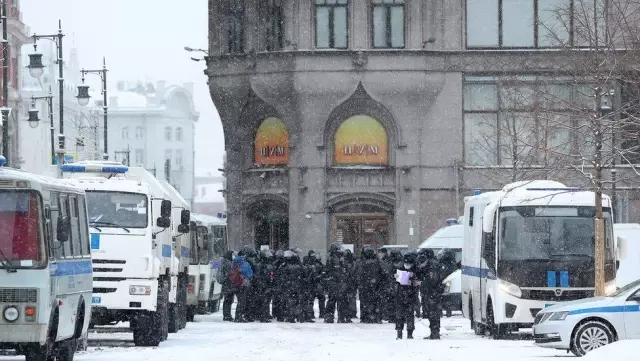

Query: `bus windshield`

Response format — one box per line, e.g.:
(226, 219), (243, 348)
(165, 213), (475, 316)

(0, 191), (43, 266)
(86, 191), (148, 229)
(498, 206), (613, 262)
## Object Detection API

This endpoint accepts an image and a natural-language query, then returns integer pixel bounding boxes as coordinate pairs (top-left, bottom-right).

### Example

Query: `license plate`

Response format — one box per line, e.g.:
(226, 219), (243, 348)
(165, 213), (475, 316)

(544, 303), (554, 308)
(92, 296), (101, 304)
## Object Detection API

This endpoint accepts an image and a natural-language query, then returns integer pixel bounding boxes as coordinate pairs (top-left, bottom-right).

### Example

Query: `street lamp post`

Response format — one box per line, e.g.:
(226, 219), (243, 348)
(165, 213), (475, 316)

(29, 86), (54, 160)
(1, 1), (10, 163)
(77, 57), (108, 160)
(27, 20), (65, 173)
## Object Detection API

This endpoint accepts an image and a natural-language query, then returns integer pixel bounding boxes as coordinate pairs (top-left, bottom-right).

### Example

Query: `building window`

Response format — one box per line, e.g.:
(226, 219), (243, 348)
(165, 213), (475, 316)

(315, 0), (349, 49)
(176, 127), (183, 142)
(463, 75), (591, 167)
(372, 0), (405, 49)
(135, 126), (144, 140)
(122, 127), (129, 139)
(175, 149), (183, 169)
(228, 0), (245, 54)
(135, 149), (145, 166)
(465, 0), (604, 48)
(266, 0), (284, 51)
(165, 126), (172, 141)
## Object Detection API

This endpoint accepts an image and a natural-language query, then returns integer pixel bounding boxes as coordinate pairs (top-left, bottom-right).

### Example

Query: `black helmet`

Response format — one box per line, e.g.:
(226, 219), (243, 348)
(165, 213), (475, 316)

(362, 246), (376, 260)
(284, 250), (295, 258)
(403, 251), (418, 265)
(389, 249), (403, 263)
(329, 242), (343, 255)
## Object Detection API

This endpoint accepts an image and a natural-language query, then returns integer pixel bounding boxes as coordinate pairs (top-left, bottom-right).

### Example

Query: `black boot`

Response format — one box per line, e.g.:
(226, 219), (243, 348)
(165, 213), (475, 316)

(396, 330), (402, 340)
(407, 330), (414, 339)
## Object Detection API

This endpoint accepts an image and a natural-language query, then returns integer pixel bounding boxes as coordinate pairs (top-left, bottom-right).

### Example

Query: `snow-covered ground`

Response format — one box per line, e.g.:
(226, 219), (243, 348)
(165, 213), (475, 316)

(0, 312), (629, 360)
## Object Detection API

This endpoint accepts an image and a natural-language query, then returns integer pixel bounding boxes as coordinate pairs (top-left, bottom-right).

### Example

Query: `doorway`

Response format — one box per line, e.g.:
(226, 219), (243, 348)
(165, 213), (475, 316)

(248, 199), (289, 251)
(332, 213), (390, 255)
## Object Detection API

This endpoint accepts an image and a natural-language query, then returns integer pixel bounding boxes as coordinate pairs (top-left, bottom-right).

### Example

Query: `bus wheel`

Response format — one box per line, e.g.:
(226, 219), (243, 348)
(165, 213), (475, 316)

(486, 301), (505, 340)
(55, 339), (77, 361)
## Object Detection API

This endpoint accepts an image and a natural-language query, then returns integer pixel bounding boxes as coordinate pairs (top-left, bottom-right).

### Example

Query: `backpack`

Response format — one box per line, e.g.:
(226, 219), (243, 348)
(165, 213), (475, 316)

(228, 262), (244, 287)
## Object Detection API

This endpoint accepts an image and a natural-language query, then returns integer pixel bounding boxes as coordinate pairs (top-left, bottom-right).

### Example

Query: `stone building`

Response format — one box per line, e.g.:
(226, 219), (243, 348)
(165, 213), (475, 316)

(206, 0), (640, 255)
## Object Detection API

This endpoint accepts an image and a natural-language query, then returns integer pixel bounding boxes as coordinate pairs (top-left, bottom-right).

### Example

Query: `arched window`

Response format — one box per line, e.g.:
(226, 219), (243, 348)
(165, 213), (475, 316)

(334, 115), (388, 166)
(165, 126), (172, 141)
(176, 127), (183, 142)
(121, 127), (129, 139)
(254, 117), (289, 166)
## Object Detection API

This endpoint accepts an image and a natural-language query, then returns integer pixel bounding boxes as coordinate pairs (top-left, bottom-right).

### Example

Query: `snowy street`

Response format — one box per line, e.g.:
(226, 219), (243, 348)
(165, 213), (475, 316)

(1, 314), (567, 361)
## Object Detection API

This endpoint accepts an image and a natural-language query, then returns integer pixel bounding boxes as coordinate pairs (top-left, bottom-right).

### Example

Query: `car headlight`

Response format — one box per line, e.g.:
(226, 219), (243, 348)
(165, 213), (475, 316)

(3, 306), (19, 322)
(549, 311), (569, 321)
(129, 285), (151, 295)
(498, 279), (522, 298)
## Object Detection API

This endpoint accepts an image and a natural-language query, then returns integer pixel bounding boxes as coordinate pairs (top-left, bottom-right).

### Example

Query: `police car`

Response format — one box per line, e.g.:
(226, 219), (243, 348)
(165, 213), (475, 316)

(533, 279), (640, 357)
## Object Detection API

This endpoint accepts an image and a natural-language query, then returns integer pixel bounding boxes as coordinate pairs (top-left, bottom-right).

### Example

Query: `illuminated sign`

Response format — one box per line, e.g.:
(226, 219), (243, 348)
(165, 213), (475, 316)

(254, 117), (289, 165)
(334, 115), (388, 166)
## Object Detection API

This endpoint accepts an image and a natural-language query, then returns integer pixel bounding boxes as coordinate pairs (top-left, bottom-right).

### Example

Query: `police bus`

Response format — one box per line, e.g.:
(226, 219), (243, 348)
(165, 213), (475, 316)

(191, 213), (227, 315)
(0, 156), (92, 361)
(461, 180), (617, 339)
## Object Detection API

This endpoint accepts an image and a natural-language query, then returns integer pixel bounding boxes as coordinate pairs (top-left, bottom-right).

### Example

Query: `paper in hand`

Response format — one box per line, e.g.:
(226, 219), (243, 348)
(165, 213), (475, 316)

(396, 270), (412, 286)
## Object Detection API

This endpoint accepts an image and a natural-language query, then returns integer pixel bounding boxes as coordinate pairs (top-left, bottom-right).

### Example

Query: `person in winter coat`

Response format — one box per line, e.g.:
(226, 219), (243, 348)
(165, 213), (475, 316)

(386, 249), (404, 323)
(272, 250), (286, 321)
(376, 248), (394, 322)
(279, 250), (305, 322)
(323, 242), (348, 323)
(302, 250), (325, 321)
(394, 251), (421, 339)
(240, 245), (258, 322)
(417, 248), (434, 318)
(253, 249), (276, 322)
(420, 252), (445, 339)
(357, 246), (384, 323)
(343, 249), (357, 320)
(437, 249), (459, 318)
(229, 251), (254, 322)
(219, 250), (236, 321)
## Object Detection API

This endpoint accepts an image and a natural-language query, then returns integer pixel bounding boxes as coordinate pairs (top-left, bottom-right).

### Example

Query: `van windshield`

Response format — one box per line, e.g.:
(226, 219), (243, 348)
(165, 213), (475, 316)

(498, 206), (614, 262)
(0, 191), (43, 266)
(86, 191), (148, 229)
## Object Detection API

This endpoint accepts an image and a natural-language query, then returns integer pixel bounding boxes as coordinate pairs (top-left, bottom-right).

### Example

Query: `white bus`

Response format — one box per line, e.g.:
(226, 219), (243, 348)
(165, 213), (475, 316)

(191, 213), (227, 314)
(461, 180), (617, 339)
(61, 161), (181, 347)
(0, 156), (92, 361)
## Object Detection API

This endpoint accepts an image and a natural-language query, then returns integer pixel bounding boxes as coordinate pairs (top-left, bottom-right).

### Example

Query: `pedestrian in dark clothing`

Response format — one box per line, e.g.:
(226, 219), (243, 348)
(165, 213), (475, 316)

(394, 251), (420, 340)
(279, 250), (304, 323)
(323, 242), (348, 323)
(302, 250), (325, 321)
(438, 249), (459, 318)
(219, 250), (235, 321)
(357, 246), (383, 323)
(417, 248), (434, 318)
(254, 250), (276, 322)
(240, 246), (258, 322)
(272, 250), (286, 321)
(421, 253), (445, 339)
(343, 249), (357, 320)
(377, 248), (394, 322)
(228, 252), (254, 323)
(387, 250), (403, 323)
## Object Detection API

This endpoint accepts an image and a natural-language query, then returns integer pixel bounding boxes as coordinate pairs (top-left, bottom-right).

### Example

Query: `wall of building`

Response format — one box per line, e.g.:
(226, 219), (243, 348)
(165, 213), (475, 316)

(207, 0), (640, 255)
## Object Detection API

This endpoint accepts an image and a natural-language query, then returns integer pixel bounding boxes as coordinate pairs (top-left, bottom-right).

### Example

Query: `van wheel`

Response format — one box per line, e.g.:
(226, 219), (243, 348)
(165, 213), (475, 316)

(55, 339), (77, 361)
(133, 281), (168, 347)
(24, 346), (53, 361)
(570, 320), (614, 356)
(168, 302), (179, 333)
(486, 301), (505, 339)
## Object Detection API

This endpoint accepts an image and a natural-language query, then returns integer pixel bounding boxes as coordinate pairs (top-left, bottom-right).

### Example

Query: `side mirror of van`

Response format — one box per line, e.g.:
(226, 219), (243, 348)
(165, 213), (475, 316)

(56, 216), (71, 242)
(181, 210), (190, 226)
(156, 216), (171, 228)
(161, 200), (172, 218)
(177, 224), (190, 234)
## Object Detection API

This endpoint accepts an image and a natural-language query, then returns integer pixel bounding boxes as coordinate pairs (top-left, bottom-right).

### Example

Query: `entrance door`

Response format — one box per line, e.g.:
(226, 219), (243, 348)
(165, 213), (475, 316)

(333, 213), (389, 255)
(254, 219), (289, 251)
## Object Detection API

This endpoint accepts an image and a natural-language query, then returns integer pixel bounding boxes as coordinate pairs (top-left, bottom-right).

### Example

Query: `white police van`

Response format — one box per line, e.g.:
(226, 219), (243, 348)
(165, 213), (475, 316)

(0, 156), (92, 360)
(61, 161), (184, 346)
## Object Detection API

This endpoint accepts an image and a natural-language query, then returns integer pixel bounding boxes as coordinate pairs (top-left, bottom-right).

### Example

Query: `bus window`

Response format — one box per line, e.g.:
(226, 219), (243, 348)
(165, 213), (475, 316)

(50, 192), (64, 259)
(0, 191), (43, 264)
(78, 197), (91, 256)
(59, 195), (73, 258)
(70, 196), (82, 257)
